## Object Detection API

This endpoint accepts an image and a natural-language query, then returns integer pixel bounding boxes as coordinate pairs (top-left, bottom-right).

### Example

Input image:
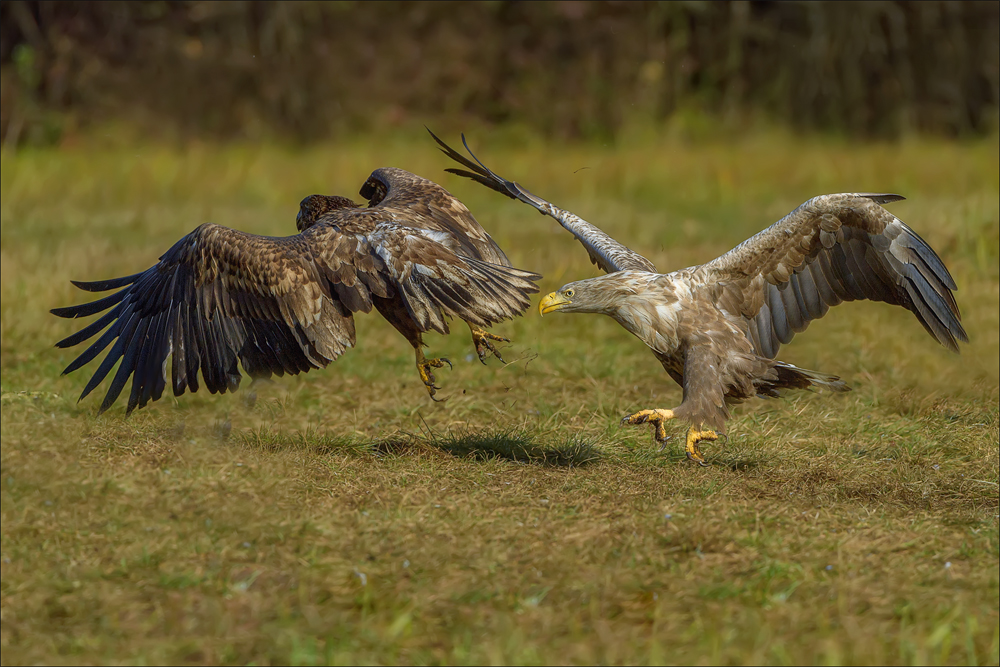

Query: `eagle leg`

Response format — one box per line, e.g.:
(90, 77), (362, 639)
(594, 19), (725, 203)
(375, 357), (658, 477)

(468, 323), (509, 364)
(415, 347), (452, 402)
(621, 409), (676, 450)
(684, 426), (718, 467)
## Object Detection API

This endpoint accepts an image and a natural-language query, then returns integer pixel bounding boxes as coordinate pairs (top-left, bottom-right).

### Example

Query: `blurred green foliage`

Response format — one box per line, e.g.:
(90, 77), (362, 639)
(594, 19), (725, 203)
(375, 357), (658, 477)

(1, 1), (997, 147)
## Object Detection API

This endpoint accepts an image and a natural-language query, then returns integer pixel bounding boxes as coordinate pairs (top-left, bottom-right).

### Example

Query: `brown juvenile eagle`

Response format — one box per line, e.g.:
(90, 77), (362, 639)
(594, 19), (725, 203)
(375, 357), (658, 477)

(433, 133), (968, 464)
(51, 166), (540, 414)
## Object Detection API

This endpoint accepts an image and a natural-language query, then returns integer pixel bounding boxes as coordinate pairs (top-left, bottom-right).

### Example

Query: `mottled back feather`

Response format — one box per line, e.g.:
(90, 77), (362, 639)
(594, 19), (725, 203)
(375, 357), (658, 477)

(359, 167), (511, 265)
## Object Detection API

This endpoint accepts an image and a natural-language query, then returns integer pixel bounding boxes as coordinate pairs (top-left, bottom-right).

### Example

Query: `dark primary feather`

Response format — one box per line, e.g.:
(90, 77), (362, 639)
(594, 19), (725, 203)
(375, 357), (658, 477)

(53, 167), (540, 415)
(53, 224), (355, 414)
(430, 129), (657, 274)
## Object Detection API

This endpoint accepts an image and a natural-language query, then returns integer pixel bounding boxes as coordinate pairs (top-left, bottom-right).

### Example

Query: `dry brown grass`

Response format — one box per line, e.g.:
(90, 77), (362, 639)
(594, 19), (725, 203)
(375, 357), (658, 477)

(1, 128), (998, 664)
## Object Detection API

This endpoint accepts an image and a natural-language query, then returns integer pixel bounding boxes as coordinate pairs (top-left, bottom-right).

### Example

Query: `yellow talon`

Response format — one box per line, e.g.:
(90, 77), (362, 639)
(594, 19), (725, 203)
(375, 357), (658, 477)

(415, 349), (452, 401)
(685, 426), (718, 466)
(621, 409), (676, 448)
(469, 326), (510, 364)
(622, 411), (720, 463)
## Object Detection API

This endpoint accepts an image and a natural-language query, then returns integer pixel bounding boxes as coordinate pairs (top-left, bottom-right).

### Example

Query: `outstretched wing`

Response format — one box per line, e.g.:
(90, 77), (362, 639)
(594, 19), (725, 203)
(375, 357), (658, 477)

(697, 193), (967, 358)
(429, 129), (657, 275)
(51, 223), (385, 414)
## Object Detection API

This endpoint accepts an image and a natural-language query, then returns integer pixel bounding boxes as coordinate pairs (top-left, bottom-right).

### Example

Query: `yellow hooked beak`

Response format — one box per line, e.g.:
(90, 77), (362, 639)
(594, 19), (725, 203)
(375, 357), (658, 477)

(539, 292), (571, 316)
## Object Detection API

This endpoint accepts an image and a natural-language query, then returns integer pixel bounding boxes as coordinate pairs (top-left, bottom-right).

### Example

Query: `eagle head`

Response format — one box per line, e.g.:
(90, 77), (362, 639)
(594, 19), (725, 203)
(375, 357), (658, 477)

(296, 194), (359, 232)
(539, 276), (628, 316)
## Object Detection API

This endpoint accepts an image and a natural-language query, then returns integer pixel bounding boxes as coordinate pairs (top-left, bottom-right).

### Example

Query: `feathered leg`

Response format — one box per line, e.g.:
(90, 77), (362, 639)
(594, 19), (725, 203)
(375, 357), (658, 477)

(373, 296), (452, 401)
(467, 322), (509, 364)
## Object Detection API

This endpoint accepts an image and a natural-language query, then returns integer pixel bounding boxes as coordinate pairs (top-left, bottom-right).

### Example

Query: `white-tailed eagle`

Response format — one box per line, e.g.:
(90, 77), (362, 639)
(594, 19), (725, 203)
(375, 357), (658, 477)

(434, 133), (967, 464)
(52, 166), (540, 413)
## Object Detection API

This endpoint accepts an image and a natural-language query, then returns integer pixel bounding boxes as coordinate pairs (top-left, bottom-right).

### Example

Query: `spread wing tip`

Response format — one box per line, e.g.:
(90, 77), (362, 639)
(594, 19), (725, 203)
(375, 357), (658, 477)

(50, 306), (77, 319)
(70, 273), (143, 292)
(429, 129), (525, 202)
(53, 273), (143, 318)
(859, 193), (906, 204)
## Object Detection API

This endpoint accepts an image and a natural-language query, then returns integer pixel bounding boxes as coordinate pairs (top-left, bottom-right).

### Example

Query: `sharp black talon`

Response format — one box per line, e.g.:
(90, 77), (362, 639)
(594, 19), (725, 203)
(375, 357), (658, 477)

(442, 358), (453, 370)
(493, 350), (506, 364)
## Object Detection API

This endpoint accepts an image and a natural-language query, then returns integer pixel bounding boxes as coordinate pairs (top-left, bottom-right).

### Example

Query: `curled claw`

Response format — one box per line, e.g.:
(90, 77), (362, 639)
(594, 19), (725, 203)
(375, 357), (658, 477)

(621, 409), (676, 448)
(471, 328), (510, 365)
(684, 427), (716, 466)
(686, 451), (710, 467)
(416, 355), (452, 401)
(621, 410), (659, 426)
(489, 348), (506, 365)
(426, 359), (451, 402)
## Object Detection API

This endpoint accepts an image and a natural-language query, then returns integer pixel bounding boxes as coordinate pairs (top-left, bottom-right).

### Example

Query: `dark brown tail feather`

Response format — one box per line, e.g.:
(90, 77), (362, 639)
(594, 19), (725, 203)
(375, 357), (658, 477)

(755, 361), (850, 398)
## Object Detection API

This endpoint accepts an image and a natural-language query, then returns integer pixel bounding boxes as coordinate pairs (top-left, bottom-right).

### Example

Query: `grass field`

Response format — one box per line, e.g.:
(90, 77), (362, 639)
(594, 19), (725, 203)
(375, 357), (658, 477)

(1, 127), (998, 665)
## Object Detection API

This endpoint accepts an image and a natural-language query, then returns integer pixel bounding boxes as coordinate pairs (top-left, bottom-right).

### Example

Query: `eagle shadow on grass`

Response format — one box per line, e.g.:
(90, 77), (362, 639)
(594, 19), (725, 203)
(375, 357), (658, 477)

(415, 426), (602, 467)
(236, 423), (601, 467)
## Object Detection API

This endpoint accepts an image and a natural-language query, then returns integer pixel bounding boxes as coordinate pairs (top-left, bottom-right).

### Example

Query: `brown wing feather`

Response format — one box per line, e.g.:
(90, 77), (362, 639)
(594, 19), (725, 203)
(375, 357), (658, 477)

(697, 193), (967, 358)
(360, 166), (512, 266)
(306, 180), (542, 334)
(368, 225), (540, 335)
(50, 222), (389, 415)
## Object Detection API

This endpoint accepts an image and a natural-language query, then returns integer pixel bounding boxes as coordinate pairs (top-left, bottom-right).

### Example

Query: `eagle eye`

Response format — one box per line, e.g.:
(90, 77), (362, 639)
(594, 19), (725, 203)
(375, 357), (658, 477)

(565, 288), (575, 298)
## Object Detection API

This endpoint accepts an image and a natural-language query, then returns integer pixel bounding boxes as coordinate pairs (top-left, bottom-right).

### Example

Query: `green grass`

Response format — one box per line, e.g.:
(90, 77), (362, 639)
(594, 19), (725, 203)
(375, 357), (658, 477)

(1, 127), (998, 665)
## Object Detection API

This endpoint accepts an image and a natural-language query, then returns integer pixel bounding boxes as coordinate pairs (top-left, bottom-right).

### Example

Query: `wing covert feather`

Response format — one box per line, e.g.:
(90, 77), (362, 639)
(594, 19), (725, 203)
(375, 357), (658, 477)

(369, 225), (540, 335)
(359, 166), (511, 265)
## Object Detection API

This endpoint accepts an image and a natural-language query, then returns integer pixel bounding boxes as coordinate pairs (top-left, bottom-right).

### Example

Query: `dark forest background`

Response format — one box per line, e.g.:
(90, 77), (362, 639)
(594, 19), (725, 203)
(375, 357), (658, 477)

(1, 1), (998, 147)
